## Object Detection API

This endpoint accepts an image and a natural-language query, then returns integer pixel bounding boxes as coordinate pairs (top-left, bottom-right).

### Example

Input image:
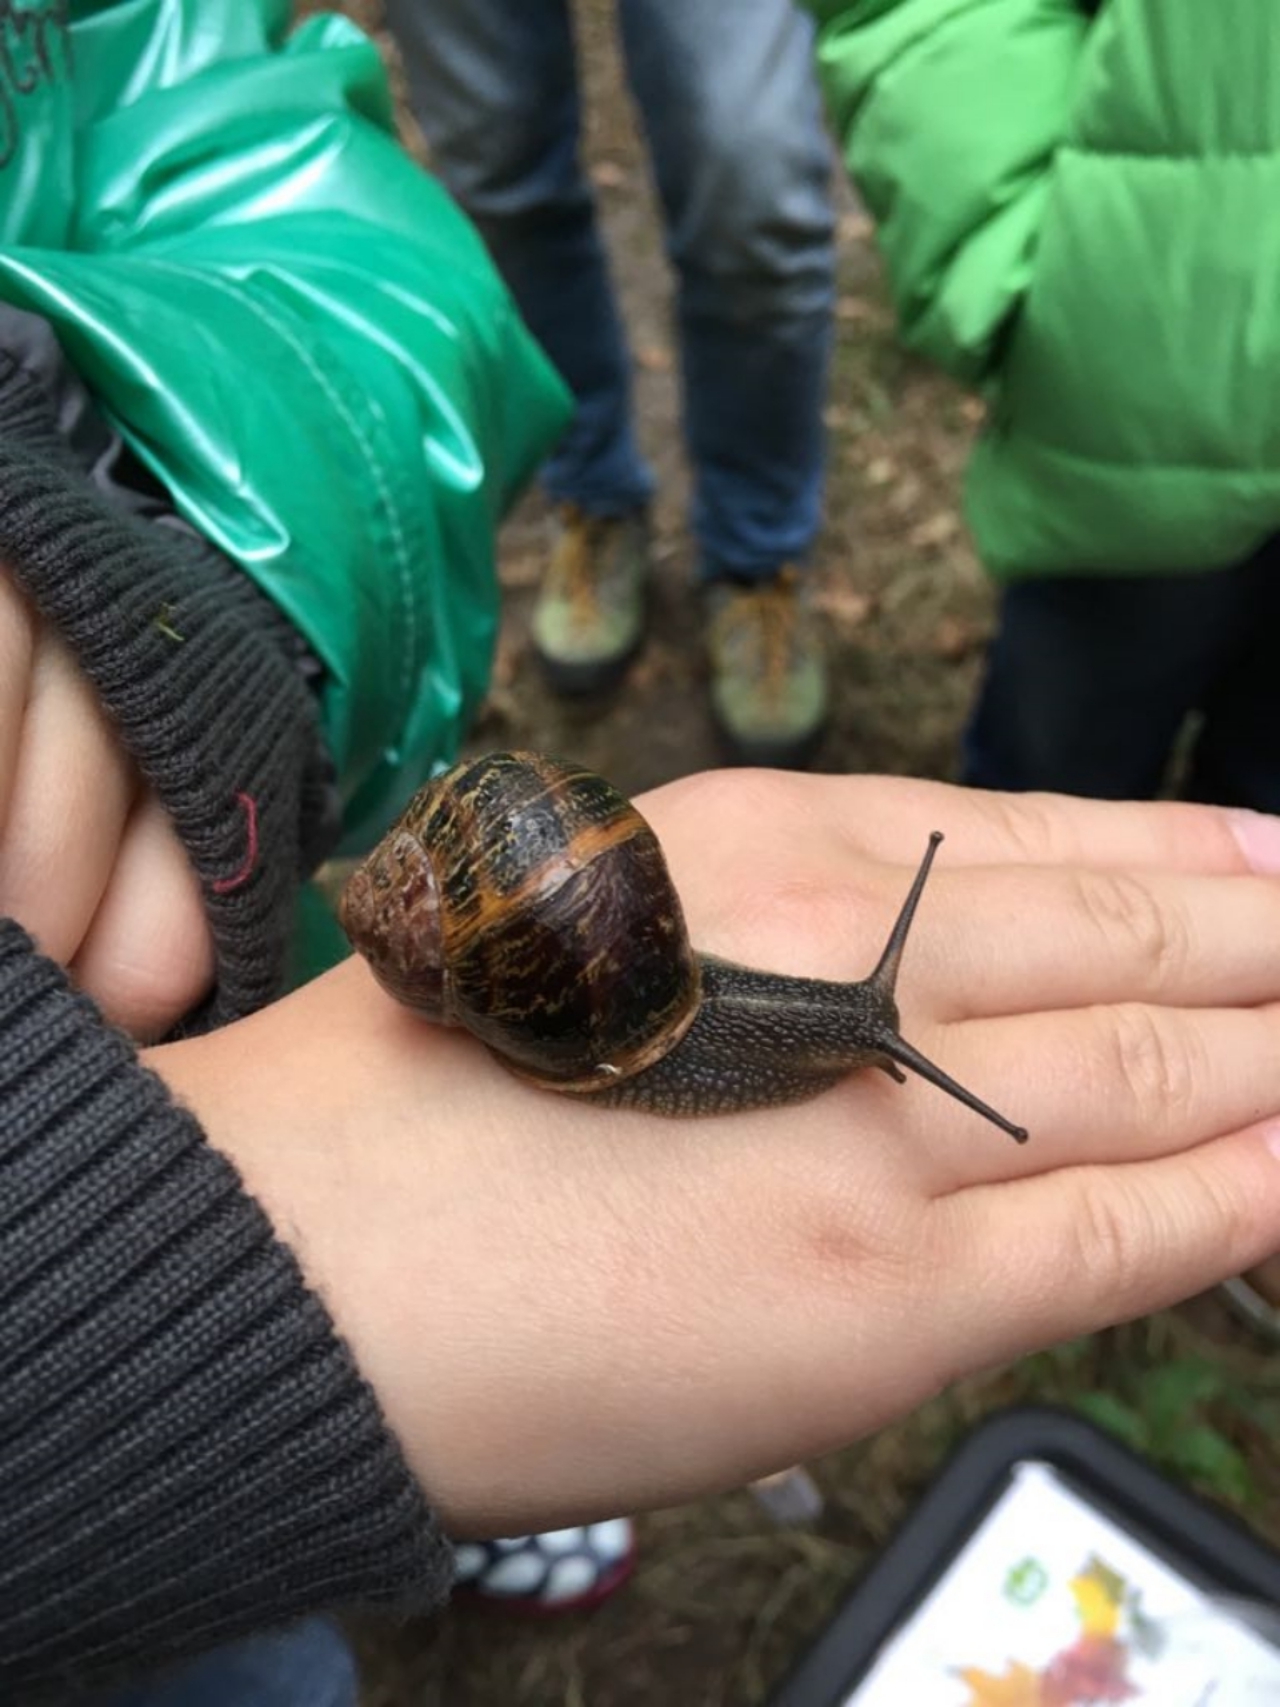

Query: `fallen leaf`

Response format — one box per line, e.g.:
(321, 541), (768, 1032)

(1069, 1570), (1122, 1639)
(888, 474), (924, 514)
(636, 343), (675, 374)
(476, 686), (519, 726)
(956, 1659), (1043, 1707)
(824, 403), (858, 431)
(1081, 1557), (1128, 1609)
(1042, 1635), (1137, 1705)
(908, 511), (960, 551)
(930, 616), (984, 660)
(836, 294), (875, 323)
(813, 585), (874, 628)
(498, 550), (543, 590)
(628, 652), (676, 692)
(490, 634), (522, 690)
(837, 210), (874, 244)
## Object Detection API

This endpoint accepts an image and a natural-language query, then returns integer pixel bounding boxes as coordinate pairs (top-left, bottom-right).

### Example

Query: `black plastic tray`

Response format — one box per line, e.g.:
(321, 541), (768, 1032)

(766, 1404), (1280, 1706)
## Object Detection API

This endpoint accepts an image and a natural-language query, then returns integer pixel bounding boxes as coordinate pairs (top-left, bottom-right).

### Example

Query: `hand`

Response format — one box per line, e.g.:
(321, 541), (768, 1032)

(149, 771), (1280, 1536)
(0, 570), (212, 1038)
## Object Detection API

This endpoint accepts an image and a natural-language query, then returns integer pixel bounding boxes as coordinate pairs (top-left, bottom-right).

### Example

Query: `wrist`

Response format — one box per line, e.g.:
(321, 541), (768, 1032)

(144, 958), (800, 1532)
(144, 957), (544, 1528)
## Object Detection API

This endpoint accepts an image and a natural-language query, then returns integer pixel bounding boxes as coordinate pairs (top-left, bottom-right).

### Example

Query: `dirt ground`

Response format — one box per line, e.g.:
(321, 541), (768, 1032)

(314, 4), (1280, 1703)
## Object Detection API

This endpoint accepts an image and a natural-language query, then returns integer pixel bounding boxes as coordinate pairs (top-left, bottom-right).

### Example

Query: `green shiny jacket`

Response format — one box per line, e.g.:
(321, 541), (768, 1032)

(1, 1), (569, 843)
(807, 0), (1280, 580)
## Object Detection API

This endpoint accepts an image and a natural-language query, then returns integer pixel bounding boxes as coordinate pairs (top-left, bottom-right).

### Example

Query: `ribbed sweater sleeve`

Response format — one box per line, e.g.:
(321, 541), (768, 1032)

(0, 321), (454, 1698)
(0, 336), (339, 1030)
(0, 923), (453, 1703)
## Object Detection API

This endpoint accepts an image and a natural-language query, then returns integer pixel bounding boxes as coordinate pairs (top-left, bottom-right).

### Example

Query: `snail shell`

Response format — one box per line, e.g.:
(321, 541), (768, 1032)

(339, 751), (701, 1090)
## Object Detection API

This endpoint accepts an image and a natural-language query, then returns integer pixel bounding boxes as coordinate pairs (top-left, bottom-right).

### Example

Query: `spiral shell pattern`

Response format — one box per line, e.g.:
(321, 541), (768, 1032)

(341, 752), (701, 1089)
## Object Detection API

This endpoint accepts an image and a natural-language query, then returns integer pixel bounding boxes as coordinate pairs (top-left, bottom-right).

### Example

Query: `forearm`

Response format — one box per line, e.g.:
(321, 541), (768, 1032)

(0, 923), (449, 1704)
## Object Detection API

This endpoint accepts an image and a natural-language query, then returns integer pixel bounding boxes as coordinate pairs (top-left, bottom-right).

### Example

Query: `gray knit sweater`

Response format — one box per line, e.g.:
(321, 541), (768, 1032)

(0, 318), (452, 1702)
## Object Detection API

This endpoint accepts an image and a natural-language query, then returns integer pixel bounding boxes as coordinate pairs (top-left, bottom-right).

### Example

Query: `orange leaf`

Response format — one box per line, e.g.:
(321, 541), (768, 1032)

(956, 1659), (1044, 1707)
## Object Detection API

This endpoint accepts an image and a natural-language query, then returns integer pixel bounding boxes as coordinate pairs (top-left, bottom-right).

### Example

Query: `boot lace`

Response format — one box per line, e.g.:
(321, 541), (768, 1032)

(718, 567), (802, 699)
(553, 504), (615, 625)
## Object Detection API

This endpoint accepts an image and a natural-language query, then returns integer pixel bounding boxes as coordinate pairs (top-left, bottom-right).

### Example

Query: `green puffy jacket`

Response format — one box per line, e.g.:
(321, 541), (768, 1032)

(807, 0), (1279, 581)
(1, 0), (569, 845)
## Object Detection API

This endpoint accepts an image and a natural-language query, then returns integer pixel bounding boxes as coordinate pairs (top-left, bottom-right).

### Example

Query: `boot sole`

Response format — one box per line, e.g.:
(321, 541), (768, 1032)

(535, 634), (644, 698)
(711, 714), (827, 771)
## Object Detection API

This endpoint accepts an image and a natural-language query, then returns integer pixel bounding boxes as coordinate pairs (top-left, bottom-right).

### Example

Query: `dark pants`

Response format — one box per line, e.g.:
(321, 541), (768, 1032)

(962, 539), (1280, 812)
(383, 0), (835, 582)
(97, 1619), (357, 1707)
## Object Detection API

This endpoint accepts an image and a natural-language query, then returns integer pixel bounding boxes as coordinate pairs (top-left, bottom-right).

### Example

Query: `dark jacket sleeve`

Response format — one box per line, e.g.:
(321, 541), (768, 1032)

(0, 315), (339, 1030)
(0, 923), (453, 1704)
(0, 320), (453, 1699)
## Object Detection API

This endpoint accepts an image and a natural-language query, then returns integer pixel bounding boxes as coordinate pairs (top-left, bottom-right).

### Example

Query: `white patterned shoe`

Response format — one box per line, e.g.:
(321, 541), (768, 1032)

(452, 1519), (636, 1613)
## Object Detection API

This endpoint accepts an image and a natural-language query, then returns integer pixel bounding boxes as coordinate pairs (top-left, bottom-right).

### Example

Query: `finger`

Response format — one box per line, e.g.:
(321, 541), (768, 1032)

(72, 793), (214, 1040)
(670, 848), (1280, 1021)
(911, 865), (1280, 1021)
(831, 776), (1280, 877)
(664, 770), (1280, 879)
(900, 1001), (1280, 1192)
(931, 1125), (1280, 1373)
(0, 632), (135, 961)
(0, 571), (34, 826)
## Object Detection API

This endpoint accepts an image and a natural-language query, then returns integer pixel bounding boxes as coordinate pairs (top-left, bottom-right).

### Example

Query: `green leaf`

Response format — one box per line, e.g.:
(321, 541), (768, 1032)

(1073, 1392), (1150, 1452)
(1134, 1359), (1226, 1440)
(1167, 1426), (1254, 1505)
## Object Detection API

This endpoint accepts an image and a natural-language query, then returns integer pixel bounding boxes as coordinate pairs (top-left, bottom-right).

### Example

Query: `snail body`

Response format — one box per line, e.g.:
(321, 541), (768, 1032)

(340, 752), (1027, 1140)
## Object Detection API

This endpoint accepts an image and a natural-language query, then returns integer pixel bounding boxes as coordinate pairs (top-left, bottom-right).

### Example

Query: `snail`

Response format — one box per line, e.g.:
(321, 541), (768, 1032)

(340, 751), (1027, 1139)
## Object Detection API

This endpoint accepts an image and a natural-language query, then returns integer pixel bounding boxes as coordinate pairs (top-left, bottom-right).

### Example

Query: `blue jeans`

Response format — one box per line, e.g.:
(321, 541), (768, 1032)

(97, 1618), (358, 1707)
(386, 0), (836, 582)
(962, 538), (1280, 811)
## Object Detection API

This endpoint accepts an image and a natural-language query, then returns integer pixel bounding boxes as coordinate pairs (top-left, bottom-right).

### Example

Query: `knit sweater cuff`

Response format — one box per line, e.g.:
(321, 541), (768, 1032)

(0, 345), (340, 1029)
(0, 922), (453, 1702)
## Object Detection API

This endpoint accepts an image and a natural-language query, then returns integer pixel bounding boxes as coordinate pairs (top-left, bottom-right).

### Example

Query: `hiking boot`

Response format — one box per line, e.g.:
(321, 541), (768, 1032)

(704, 566), (828, 767)
(532, 504), (649, 695)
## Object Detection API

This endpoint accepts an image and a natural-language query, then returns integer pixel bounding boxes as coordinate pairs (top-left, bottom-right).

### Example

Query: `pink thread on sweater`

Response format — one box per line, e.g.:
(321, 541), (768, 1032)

(212, 793), (260, 894)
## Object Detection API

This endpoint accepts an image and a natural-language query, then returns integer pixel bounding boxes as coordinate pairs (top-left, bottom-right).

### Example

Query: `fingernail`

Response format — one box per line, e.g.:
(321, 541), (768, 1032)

(1265, 1124), (1280, 1164)
(1226, 809), (1280, 875)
